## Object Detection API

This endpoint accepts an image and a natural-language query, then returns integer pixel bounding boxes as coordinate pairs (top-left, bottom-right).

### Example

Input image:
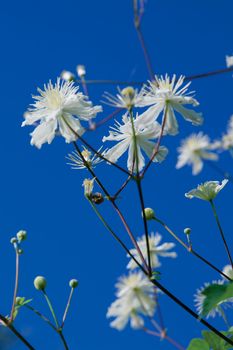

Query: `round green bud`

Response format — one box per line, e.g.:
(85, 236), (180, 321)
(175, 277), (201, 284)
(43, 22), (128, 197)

(184, 227), (191, 235)
(15, 297), (22, 305)
(17, 248), (24, 255)
(143, 208), (155, 220)
(69, 279), (79, 289)
(34, 276), (47, 291)
(17, 230), (27, 242)
(10, 237), (17, 244)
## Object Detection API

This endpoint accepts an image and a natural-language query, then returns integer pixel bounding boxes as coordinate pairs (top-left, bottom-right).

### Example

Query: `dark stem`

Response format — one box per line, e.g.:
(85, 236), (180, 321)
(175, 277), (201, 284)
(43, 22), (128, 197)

(0, 314), (35, 350)
(150, 277), (233, 347)
(210, 200), (233, 269)
(113, 174), (133, 199)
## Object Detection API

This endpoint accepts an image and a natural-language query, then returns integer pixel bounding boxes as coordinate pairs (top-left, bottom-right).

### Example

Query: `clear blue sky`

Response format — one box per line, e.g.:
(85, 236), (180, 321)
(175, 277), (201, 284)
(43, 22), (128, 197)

(1, 0), (233, 349)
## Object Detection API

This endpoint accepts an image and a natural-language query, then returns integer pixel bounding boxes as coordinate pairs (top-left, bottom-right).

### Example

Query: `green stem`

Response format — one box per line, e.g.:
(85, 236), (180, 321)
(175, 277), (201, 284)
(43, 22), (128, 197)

(10, 251), (19, 322)
(61, 288), (74, 329)
(210, 200), (233, 269)
(24, 304), (57, 331)
(42, 291), (59, 329)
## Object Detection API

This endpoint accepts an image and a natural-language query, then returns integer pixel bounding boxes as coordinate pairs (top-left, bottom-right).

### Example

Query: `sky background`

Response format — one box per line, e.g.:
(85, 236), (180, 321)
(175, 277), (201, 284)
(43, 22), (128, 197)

(0, 0), (233, 349)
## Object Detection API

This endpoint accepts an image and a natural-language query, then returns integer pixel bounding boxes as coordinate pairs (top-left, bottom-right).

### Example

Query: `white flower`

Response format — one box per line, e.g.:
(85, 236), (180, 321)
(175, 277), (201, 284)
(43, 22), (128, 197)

(82, 178), (95, 197)
(176, 132), (218, 175)
(222, 265), (233, 280)
(60, 70), (75, 82)
(67, 147), (106, 170)
(127, 232), (177, 270)
(136, 74), (203, 135)
(185, 179), (228, 201)
(22, 78), (102, 148)
(194, 279), (233, 318)
(107, 272), (156, 330)
(103, 86), (140, 109)
(102, 112), (168, 172)
(226, 55), (233, 68)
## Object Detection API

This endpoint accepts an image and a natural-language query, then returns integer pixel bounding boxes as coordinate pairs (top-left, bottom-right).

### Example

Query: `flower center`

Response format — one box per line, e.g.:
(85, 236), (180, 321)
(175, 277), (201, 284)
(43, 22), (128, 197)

(46, 89), (63, 110)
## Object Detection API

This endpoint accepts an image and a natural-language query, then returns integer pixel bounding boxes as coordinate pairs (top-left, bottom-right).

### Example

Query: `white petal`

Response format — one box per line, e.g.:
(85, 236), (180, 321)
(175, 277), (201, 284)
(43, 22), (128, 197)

(30, 119), (57, 148)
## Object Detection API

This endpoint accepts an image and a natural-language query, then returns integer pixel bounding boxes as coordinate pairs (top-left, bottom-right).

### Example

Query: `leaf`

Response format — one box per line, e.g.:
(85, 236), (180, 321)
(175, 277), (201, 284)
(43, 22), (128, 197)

(201, 283), (233, 317)
(202, 331), (225, 350)
(187, 338), (210, 350)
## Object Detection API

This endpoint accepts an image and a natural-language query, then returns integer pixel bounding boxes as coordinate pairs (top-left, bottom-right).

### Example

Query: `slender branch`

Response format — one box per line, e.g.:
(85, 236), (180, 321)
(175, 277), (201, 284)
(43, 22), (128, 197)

(10, 251), (19, 322)
(154, 216), (232, 281)
(72, 141), (149, 272)
(61, 288), (74, 329)
(185, 66), (233, 81)
(24, 304), (57, 331)
(209, 200), (233, 269)
(58, 331), (69, 350)
(42, 291), (60, 329)
(0, 314), (35, 350)
(87, 108), (123, 130)
(113, 174), (133, 199)
(87, 198), (148, 274)
(149, 277), (233, 346)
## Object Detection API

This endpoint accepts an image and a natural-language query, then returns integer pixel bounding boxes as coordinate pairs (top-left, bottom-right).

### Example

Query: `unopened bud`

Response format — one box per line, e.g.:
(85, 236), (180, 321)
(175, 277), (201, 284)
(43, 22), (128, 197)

(143, 208), (155, 220)
(61, 70), (75, 82)
(76, 65), (86, 78)
(17, 230), (27, 242)
(10, 237), (17, 244)
(121, 86), (135, 99)
(17, 248), (24, 255)
(69, 279), (79, 288)
(34, 276), (47, 291)
(184, 228), (191, 235)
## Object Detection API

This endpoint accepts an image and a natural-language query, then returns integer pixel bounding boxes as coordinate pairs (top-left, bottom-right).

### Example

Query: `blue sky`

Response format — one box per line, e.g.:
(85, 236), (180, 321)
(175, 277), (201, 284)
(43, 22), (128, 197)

(0, 0), (233, 349)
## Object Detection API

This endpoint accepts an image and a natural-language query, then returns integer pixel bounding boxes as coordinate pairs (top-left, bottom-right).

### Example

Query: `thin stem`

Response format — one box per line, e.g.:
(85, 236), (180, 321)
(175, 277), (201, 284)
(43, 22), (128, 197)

(0, 314), (35, 349)
(24, 304), (57, 331)
(129, 108), (152, 274)
(133, 1), (154, 80)
(210, 200), (233, 269)
(154, 216), (232, 281)
(142, 105), (168, 176)
(58, 331), (69, 350)
(88, 108), (123, 130)
(73, 141), (149, 272)
(87, 198), (148, 274)
(149, 277), (233, 346)
(113, 174), (133, 199)
(185, 66), (233, 81)
(61, 288), (74, 329)
(42, 291), (60, 329)
(10, 251), (19, 322)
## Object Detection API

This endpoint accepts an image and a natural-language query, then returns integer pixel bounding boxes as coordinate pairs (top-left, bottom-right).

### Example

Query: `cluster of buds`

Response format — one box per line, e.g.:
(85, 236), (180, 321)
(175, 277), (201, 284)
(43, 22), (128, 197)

(10, 230), (27, 254)
(83, 178), (104, 204)
(60, 64), (86, 82)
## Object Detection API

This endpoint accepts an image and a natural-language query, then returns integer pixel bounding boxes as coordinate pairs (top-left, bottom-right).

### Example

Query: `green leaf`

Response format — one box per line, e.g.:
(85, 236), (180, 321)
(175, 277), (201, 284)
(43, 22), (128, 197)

(201, 283), (233, 317)
(187, 338), (210, 350)
(202, 331), (225, 350)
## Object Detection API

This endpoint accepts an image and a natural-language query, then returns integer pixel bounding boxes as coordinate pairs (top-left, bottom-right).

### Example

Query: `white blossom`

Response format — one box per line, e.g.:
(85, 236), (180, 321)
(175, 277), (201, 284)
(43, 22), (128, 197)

(176, 132), (218, 175)
(136, 74), (203, 135)
(82, 178), (95, 197)
(107, 272), (156, 330)
(60, 70), (75, 82)
(127, 232), (177, 270)
(67, 147), (106, 170)
(22, 78), (102, 148)
(76, 65), (86, 78)
(102, 112), (168, 172)
(185, 179), (228, 201)
(103, 86), (140, 109)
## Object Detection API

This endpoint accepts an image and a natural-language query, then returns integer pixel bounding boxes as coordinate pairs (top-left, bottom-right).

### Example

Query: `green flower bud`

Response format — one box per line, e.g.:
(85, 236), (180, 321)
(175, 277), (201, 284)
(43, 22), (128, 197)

(121, 86), (135, 99)
(10, 237), (17, 244)
(34, 276), (47, 291)
(184, 228), (191, 235)
(143, 208), (155, 220)
(15, 297), (23, 305)
(69, 279), (79, 289)
(17, 248), (24, 255)
(17, 230), (27, 242)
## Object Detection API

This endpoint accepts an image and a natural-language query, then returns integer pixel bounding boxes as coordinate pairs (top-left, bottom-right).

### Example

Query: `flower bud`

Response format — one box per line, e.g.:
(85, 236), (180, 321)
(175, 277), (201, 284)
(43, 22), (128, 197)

(15, 297), (22, 305)
(69, 279), (79, 288)
(184, 227), (191, 235)
(121, 86), (135, 99)
(76, 65), (86, 78)
(61, 70), (75, 82)
(142, 208), (155, 220)
(34, 276), (47, 291)
(83, 178), (95, 197)
(10, 237), (17, 244)
(17, 230), (27, 242)
(17, 248), (24, 255)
